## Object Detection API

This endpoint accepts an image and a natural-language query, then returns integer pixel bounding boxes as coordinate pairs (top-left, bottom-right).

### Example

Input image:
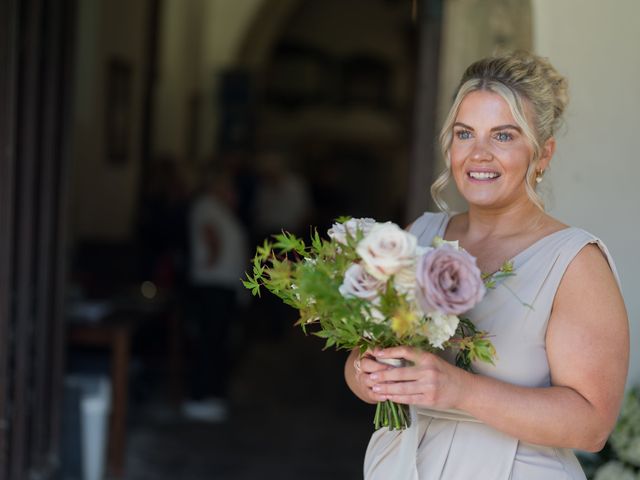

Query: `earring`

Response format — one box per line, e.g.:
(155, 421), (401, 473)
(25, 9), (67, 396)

(535, 170), (544, 184)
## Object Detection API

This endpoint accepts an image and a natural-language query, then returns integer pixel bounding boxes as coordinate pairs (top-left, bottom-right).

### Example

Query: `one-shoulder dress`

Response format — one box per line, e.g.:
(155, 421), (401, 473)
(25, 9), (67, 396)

(363, 212), (621, 480)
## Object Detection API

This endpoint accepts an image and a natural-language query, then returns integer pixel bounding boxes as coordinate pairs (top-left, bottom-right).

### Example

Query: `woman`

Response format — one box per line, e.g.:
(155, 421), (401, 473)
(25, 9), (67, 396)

(344, 52), (629, 479)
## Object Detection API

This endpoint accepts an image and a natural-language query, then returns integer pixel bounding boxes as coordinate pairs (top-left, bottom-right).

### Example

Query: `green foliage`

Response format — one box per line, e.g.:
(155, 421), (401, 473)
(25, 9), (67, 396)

(483, 260), (516, 289)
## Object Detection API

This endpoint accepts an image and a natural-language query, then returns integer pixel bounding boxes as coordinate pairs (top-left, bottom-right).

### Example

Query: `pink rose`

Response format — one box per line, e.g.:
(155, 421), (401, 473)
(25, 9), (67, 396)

(415, 244), (485, 316)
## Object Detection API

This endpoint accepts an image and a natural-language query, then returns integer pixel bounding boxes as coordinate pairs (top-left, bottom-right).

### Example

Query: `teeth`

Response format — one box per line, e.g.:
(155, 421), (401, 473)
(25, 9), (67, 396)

(469, 171), (499, 180)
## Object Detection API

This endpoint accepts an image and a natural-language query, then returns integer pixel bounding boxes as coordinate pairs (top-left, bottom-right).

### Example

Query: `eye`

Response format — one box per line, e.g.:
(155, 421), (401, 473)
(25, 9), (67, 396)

(455, 129), (472, 140)
(495, 131), (513, 142)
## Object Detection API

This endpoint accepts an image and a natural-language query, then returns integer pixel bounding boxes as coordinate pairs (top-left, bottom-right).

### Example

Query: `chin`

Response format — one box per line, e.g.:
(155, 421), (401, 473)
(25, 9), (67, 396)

(459, 192), (501, 208)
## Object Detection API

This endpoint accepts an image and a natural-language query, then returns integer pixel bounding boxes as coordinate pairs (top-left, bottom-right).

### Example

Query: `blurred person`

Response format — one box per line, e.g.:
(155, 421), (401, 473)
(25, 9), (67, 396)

(345, 52), (628, 479)
(252, 150), (313, 339)
(182, 168), (248, 422)
(253, 150), (313, 241)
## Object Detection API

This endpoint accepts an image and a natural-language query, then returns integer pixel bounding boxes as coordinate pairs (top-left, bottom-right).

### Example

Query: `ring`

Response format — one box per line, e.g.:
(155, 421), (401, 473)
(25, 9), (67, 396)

(354, 358), (362, 374)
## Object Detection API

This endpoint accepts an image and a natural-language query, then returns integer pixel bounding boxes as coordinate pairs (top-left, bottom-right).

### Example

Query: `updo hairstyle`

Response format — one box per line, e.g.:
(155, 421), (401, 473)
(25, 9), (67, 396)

(431, 51), (569, 211)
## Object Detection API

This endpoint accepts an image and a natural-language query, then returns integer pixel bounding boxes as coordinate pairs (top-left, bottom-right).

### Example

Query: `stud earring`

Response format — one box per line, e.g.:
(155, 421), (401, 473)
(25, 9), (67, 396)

(535, 170), (544, 184)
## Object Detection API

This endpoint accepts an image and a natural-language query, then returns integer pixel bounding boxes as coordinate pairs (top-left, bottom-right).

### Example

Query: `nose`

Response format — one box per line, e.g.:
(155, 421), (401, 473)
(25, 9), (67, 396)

(470, 139), (493, 161)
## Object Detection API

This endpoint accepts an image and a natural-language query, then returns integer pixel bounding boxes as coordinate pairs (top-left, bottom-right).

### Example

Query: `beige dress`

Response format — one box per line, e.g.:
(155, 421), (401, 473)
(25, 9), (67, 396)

(364, 212), (621, 480)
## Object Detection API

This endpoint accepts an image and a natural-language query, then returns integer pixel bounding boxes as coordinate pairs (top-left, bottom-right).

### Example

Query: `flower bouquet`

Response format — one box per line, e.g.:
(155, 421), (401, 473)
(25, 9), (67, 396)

(243, 217), (513, 430)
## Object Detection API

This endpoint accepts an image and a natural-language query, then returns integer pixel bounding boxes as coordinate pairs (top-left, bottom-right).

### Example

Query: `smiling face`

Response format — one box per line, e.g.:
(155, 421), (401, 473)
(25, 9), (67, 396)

(449, 89), (548, 211)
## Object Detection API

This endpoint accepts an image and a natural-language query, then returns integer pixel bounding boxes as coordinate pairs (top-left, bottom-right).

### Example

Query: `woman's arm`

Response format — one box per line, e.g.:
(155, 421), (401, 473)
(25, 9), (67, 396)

(365, 244), (629, 452)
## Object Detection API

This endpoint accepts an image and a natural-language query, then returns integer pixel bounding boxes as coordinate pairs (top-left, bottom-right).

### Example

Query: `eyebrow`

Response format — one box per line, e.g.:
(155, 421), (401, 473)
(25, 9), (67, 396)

(453, 122), (522, 132)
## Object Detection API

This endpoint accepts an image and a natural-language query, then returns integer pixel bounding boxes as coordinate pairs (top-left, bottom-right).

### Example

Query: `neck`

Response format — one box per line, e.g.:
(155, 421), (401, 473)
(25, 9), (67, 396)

(463, 198), (545, 239)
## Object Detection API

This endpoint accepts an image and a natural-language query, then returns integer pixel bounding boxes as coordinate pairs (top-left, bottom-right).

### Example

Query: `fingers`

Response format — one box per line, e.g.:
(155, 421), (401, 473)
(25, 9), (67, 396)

(371, 378), (431, 396)
(354, 355), (390, 398)
(370, 365), (425, 383)
(372, 346), (432, 365)
(351, 347), (459, 407)
(360, 356), (391, 374)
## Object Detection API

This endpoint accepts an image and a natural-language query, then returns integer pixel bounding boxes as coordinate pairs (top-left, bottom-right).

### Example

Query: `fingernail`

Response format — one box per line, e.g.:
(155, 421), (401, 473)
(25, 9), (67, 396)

(370, 373), (378, 380)
(372, 385), (380, 392)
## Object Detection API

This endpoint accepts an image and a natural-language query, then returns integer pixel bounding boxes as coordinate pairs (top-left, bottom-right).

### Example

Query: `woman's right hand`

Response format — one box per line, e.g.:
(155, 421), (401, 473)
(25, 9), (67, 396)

(344, 348), (392, 404)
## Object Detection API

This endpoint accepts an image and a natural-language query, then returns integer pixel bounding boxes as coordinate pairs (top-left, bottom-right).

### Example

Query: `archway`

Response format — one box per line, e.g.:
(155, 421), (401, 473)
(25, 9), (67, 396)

(238, 0), (419, 227)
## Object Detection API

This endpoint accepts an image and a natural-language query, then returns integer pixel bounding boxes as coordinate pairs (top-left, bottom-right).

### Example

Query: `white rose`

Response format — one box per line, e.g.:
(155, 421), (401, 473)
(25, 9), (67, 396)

(393, 265), (418, 300)
(424, 311), (459, 349)
(328, 218), (377, 245)
(356, 223), (417, 281)
(396, 245), (433, 301)
(339, 263), (384, 301)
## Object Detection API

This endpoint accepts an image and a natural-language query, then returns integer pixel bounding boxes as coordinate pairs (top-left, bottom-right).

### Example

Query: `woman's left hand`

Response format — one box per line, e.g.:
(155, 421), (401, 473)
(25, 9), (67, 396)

(365, 346), (470, 410)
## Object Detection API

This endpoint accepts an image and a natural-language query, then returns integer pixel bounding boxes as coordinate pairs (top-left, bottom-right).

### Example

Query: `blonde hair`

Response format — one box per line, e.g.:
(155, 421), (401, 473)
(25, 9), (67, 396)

(431, 51), (569, 211)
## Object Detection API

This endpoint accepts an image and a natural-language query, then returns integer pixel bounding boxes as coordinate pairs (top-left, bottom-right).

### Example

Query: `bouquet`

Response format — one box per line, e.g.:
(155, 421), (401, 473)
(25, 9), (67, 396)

(243, 217), (513, 430)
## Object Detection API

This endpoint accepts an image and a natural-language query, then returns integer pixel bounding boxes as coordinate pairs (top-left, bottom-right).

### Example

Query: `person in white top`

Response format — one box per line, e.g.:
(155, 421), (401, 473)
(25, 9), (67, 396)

(253, 151), (312, 238)
(182, 169), (248, 422)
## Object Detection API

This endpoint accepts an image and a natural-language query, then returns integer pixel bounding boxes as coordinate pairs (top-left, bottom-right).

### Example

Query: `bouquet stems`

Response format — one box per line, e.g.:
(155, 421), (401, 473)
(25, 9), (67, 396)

(374, 400), (410, 430)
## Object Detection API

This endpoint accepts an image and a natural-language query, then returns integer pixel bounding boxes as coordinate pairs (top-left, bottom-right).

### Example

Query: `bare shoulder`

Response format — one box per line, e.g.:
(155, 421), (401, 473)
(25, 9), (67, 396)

(547, 241), (628, 425)
(551, 240), (626, 327)
(556, 242), (620, 300)
(547, 240), (628, 380)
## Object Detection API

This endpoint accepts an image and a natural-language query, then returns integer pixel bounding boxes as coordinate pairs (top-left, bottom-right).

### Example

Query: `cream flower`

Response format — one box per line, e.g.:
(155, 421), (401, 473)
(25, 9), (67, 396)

(356, 223), (417, 281)
(423, 311), (459, 349)
(432, 235), (460, 249)
(393, 265), (418, 300)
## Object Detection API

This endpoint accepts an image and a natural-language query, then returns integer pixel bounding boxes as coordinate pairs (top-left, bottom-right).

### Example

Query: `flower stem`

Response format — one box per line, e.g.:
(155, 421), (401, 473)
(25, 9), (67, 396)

(389, 400), (400, 430)
(374, 402), (381, 429)
(373, 400), (410, 430)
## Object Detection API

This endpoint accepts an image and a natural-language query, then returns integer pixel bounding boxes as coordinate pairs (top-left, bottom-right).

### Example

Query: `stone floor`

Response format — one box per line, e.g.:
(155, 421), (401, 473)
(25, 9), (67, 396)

(123, 328), (374, 479)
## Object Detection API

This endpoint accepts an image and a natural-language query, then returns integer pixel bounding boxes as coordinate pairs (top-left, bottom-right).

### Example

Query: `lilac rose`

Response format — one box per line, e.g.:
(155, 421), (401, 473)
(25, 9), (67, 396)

(339, 263), (385, 301)
(415, 244), (485, 316)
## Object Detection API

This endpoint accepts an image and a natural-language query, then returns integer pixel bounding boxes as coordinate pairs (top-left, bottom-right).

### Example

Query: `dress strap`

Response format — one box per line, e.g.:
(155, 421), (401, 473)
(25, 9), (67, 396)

(408, 212), (449, 245)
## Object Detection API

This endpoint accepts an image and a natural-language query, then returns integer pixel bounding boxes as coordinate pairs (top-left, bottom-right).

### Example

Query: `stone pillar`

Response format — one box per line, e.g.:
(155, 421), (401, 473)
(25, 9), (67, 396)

(434, 0), (532, 212)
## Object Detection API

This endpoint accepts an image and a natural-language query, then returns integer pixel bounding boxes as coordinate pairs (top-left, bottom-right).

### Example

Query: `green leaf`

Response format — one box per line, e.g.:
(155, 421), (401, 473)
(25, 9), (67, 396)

(484, 279), (496, 289)
(241, 274), (261, 297)
(311, 228), (323, 253)
(256, 239), (272, 261)
(272, 231), (306, 254)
